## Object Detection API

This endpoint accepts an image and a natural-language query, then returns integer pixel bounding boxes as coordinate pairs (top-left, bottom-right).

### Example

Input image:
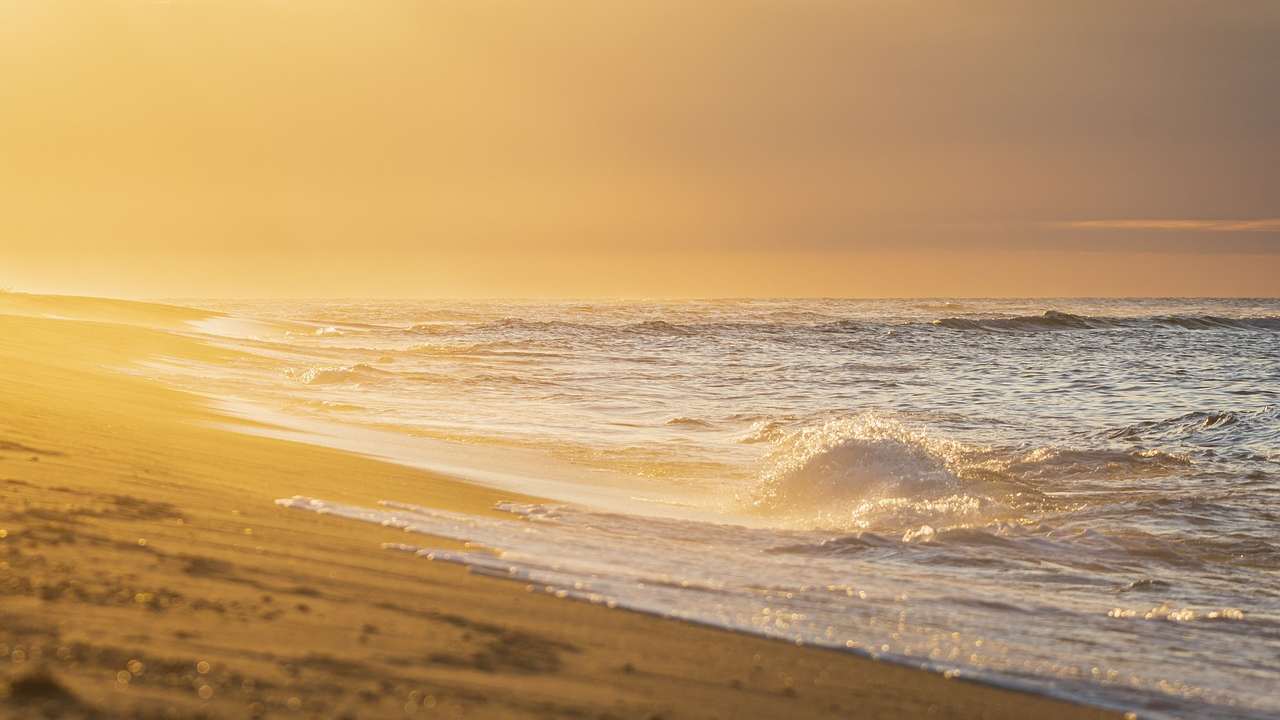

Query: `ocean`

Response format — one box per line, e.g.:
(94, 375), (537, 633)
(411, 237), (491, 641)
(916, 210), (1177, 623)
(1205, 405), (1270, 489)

(153, 298), (1279, 718)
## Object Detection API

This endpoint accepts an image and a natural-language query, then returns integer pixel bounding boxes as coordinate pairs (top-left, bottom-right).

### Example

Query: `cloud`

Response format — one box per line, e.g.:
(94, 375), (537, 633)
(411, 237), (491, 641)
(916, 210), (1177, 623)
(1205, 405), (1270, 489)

(1057, 219), (1280, 233)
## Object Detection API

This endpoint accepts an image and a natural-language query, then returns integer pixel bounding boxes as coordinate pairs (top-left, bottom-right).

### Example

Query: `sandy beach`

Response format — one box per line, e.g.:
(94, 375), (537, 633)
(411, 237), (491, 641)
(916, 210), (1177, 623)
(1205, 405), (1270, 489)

(0, 294), (1122, 719)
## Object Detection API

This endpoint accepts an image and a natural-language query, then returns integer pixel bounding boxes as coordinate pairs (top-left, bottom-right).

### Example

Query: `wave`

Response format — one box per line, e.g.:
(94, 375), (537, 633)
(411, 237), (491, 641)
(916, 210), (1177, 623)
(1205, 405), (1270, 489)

(739, 418), (794, 444)
(408, 322), (468, 335)
(742, 414), (997, 530)
(408, 341), (567, 359)
(283, 311), (1280, 348)
(403, 316), (837, 340)
(629, 319), (695, 335)
(317, 320), (392, 330)
(394, 311), (1280, 339)
(470, 317), (714, 337)
(933, 311), (1120, 331)
(1152, 315), (1280, 331)
(406, 308), (498, 323)
(813, 319), (864, 333)
(457, 372), (558, 388)
(1102, 409), (1242, 440)
(764, 532), (895, 556)
(756, 309), (841, 322)
(932, 311), (1280, 332)
(283, 325), (347, 337)
(738, 411), (1226, 533)
(769, 504), (1280, 573)
(283, 363), (392, 385)
(665, 416), (714, 428)
(992, 446), (1191, 479)
(1096, 407), (1280, 459)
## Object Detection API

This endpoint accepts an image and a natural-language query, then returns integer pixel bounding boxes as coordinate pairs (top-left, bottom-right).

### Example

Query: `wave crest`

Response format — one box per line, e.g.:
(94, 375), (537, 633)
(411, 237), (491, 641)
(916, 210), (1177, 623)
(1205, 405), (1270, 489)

(743, 414), (991, 530)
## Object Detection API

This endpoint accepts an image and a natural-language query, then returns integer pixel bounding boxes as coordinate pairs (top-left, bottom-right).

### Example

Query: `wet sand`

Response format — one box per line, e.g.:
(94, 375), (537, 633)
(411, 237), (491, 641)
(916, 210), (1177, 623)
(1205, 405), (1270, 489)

(0, 294), (1123, 719)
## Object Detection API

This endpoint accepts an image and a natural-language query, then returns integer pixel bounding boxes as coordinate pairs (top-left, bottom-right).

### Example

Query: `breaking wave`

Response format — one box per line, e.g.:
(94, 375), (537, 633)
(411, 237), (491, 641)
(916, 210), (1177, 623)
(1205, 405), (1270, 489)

(739, 412), (1222, 532)
(742, 414), (1000, 531)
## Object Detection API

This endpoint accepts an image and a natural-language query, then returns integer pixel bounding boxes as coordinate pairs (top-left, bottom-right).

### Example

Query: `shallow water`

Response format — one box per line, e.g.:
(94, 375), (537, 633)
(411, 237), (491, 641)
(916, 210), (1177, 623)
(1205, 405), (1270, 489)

(162, 298), (1280, 718)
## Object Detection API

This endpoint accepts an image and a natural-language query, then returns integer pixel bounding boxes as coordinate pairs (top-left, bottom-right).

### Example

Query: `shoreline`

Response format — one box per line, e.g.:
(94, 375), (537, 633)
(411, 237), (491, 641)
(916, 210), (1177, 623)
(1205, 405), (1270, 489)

(203, 397), (716, 522)
(0, 294), (1124, 719)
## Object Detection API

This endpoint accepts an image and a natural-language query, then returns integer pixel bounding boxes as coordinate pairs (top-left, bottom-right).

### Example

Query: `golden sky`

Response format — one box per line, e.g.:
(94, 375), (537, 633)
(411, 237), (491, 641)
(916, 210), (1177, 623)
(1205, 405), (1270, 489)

(2, 1), (1278, 297)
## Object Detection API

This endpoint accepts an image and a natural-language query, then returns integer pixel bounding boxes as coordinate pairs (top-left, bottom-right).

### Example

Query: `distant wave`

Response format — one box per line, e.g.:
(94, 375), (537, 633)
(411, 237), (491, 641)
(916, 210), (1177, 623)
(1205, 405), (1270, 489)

(932, 311), (1280, 332)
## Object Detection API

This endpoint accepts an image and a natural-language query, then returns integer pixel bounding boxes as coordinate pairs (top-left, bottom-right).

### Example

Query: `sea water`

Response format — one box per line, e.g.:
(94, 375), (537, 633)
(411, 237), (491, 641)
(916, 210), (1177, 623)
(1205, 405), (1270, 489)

(157, 298), (1279, 718)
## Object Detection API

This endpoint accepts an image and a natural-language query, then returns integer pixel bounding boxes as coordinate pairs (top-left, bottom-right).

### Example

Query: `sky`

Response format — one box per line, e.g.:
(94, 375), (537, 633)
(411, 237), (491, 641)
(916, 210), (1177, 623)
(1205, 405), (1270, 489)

(2, 0), (1278, 298)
